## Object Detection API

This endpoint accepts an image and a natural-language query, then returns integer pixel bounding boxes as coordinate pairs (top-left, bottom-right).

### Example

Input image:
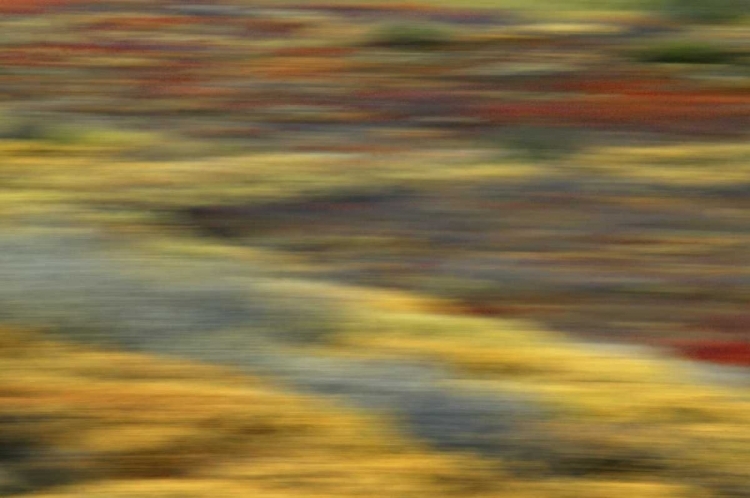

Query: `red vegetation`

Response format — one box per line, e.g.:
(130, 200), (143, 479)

(244, 19), (306, 35)
(672, 341), (750, 367)
(1, 0), (747, 144)
(256, 57), (351, 78)
(88, 16), (202, 30)
(0, 0), (86, 14)
(272, 47), (356, 57)
(15, 43), (157, 56)
(476, 92), (750, 133)
(548, 77), (687, 96)
(462, 303), (525, 317)
(293, 2), (442, 15)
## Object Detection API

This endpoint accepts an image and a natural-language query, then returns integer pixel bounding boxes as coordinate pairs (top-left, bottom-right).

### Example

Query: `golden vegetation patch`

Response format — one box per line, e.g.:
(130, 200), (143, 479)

(334, 310), (750, 425)
(0, 326), (509, 497)
(0, 325), (718, 498)
(578, 142), (750, 186)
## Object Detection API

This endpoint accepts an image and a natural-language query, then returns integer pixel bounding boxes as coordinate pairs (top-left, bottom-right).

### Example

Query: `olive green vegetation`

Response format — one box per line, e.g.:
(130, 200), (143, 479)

(368, 23), (456, 49)
(632, 41), (745, 64)
(271, 0), (749, 22)
(660, 0), (750, 23)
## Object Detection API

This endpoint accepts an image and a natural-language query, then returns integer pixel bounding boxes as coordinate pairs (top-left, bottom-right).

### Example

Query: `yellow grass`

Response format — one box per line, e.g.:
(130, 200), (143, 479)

(1, 325), (714, 498)
(334, 309), (750, 423)
(578, 142), (750, 186)
(0, 326), (516, 497)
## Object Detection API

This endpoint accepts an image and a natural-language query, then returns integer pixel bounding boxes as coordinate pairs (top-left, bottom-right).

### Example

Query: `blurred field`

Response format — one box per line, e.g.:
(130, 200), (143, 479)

(1, 0), (750, 497)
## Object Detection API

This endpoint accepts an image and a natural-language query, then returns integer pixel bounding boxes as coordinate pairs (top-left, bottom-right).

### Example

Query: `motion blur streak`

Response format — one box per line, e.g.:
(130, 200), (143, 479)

(0, 0), (749, 497)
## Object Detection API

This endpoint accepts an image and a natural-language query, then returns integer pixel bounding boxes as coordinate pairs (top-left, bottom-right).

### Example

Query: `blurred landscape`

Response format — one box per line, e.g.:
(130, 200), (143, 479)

(1, 0), (749, 497)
